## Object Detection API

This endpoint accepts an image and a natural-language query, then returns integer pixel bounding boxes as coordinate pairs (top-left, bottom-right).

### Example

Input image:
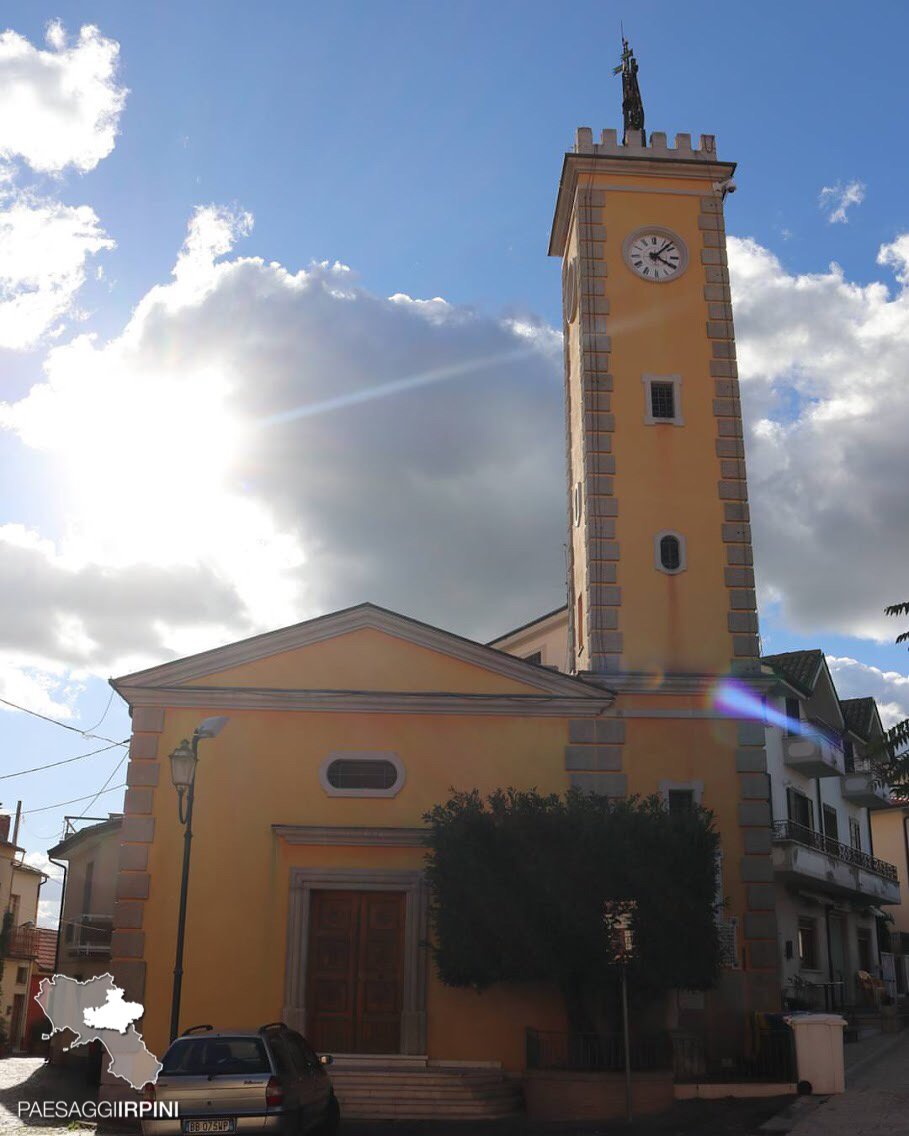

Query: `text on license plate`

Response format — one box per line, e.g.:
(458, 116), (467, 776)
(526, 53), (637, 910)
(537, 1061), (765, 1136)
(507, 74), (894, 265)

(183, 1120), (236, 1134)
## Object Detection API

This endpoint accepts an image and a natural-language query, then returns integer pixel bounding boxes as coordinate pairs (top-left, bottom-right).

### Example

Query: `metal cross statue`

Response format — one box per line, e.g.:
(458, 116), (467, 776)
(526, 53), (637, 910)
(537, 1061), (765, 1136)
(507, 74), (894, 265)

(613, 37), (646, 146)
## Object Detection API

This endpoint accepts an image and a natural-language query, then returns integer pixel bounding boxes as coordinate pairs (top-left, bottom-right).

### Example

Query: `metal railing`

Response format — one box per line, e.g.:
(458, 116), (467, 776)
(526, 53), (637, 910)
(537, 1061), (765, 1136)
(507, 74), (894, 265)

(66, 914), (113, 956)
(525, 1029), (671, 1072)
(772, 820), (898, 881)
(6, 927), (38, 958)
(672, 1029), (796, 1083)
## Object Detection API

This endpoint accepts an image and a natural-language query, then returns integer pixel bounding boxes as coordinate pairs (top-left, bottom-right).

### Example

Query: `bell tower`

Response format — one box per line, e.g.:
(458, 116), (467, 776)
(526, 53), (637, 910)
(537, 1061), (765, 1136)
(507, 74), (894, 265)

(551, 42), (758, 678)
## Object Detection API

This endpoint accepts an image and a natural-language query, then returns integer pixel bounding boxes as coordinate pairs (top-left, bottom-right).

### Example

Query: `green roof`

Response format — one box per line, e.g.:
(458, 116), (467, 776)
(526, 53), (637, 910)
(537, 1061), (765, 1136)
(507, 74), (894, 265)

(761, 649), (824, 695)
(840, 697), (877, 740)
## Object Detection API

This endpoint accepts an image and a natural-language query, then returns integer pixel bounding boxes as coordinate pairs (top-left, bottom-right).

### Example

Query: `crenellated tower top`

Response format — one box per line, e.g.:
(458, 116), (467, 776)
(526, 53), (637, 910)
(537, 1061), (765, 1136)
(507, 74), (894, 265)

(573, 127), (718, 160)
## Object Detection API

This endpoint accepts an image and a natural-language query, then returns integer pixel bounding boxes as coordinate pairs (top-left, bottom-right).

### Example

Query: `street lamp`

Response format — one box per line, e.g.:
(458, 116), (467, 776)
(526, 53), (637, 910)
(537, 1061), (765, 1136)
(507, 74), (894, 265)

(169, 716), (229, 1041)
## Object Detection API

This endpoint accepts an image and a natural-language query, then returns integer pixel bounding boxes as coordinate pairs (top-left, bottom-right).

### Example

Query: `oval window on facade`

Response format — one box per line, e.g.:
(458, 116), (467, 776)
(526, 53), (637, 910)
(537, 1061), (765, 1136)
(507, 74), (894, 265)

(660, 535), (681, 571)
(654, 531), (686, 575)
(319, 752), (406, 797)
(327, 758), (398, 790)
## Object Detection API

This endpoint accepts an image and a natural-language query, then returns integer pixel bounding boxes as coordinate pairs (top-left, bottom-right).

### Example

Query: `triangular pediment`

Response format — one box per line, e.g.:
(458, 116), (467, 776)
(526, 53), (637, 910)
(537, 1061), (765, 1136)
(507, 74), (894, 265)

(111, 603), (605, 701)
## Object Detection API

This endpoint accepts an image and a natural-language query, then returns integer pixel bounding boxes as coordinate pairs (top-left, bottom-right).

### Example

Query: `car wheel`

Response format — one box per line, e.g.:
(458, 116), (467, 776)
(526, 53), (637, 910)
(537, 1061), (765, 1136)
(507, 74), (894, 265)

(320, 1093), (340, 1135)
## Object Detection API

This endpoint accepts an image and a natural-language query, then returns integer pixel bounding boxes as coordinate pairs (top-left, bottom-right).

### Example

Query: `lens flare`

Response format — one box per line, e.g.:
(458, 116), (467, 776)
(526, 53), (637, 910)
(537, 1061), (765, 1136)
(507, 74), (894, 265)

(258, 347), (537, 426)
(710, 678), (815, 737)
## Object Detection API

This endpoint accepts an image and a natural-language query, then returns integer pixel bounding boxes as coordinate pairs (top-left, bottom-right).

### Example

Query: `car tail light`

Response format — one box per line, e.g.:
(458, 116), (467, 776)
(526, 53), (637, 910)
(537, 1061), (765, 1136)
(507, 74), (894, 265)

(142, 1082), (156, 1103)
(265, 1076), (283, 1108)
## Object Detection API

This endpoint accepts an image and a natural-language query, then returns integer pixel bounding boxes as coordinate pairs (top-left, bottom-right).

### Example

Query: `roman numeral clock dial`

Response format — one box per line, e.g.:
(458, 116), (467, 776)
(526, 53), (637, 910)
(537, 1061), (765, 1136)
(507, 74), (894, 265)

(622, 228), (688, 282)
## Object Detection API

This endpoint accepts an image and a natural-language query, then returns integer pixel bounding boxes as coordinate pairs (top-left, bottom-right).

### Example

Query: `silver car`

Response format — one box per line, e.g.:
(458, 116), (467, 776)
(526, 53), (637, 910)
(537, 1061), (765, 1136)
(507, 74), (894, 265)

(141, 1023), (339, 1135)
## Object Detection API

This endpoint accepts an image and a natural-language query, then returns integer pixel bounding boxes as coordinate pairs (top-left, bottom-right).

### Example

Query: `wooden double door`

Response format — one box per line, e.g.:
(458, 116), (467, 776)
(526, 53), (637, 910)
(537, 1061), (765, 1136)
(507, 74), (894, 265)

(306, 890), (405, 1054)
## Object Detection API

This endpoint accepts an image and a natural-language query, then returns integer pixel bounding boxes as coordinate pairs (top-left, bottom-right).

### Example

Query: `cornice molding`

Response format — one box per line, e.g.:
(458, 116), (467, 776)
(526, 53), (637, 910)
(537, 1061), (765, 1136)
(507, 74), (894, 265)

(110, 603), (611, 706)
(112, 684), (615, 717)
(549, 152), (736, 256)
(274, 825), (427, 847)
(578, 671), (778, 696)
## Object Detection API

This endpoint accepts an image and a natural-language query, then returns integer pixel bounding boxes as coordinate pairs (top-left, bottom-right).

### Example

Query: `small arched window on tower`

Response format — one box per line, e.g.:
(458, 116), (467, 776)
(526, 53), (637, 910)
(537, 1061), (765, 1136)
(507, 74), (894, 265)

(654, 531), (687, 575)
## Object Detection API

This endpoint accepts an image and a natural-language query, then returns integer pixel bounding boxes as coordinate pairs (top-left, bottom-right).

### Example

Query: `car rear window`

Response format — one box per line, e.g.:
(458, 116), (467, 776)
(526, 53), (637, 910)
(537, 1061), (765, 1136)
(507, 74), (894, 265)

(161, 1037), (271, 1076)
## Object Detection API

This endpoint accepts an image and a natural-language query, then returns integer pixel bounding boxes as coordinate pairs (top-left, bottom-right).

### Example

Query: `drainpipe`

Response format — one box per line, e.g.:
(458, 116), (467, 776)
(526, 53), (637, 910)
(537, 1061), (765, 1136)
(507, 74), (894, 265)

(48, 859), (68, 977)
(824, 905), (835, 982)
(11, 801), (21, 848)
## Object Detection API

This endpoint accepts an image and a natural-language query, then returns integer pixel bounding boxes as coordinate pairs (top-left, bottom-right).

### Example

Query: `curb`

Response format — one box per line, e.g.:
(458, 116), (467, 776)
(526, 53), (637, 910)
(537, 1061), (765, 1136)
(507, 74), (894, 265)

(844, 1029), (909, 1083)
(758, 1094), (828, 1133)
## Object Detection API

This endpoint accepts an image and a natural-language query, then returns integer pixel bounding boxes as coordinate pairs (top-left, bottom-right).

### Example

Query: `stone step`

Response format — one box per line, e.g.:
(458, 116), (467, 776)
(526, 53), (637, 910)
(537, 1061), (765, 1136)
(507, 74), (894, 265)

(330, 1068), (523, 1120)
(331, 1073), (508, 1086)
(335, 1086), (520, 1102)
(340, 1103), (521, 1120)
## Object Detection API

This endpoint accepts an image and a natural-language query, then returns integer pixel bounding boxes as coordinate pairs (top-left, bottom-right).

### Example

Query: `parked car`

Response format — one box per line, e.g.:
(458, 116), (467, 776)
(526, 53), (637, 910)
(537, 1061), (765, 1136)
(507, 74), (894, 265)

(141, 1022), (339, 1135)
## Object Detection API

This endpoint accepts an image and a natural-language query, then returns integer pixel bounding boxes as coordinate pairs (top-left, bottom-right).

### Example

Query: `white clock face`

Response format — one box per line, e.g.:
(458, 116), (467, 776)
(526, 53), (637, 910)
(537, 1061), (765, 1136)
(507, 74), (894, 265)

(624, 229), (687, 282)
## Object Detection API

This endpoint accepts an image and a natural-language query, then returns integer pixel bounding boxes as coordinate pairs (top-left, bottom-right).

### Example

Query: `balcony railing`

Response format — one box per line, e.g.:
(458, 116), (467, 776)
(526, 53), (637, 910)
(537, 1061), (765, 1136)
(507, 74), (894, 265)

(66, 914), (113, 957)
(6, 927), (38, 958)
(772, 820), (898, 881)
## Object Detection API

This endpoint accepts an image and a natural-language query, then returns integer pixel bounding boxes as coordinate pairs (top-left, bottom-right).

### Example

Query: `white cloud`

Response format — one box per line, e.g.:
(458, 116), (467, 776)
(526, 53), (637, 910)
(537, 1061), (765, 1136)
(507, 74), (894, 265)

(0, 22), (126, 173)
(38, 897), (60, 928)
(0, 191), (113, 348)
(24, 850), (65, 882)
(827, 656), (909, 729)
(0, 206), (565, 675)
(729, 234), (909, 644)
(818, 180), (865, 224)
(877, 234), (909, 286)
(1, 202), (906, 701)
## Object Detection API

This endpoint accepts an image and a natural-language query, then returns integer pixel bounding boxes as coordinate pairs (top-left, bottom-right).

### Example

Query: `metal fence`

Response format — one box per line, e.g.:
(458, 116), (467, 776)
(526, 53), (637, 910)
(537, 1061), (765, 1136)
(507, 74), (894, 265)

(525, 1029), (671, 1073)
(672, 1029), (796, 1083)
(526, 1027), (796, 1084)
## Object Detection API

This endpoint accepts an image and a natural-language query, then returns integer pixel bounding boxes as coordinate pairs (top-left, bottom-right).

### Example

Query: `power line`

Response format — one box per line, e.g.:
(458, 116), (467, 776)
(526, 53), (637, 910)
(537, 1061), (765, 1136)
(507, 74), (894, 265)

(0, 695), (124, 746)
(80, 754), (128, 818)
(21, 782), (127, 817)
(80, 687), (116, 734)
(0, 740), (128, 781)
(21, 753), (128, 818)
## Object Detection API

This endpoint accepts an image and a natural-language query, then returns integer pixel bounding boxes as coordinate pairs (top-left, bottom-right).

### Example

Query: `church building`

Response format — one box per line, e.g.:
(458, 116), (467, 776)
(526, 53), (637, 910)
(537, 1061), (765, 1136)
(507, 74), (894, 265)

(96, 45), (896, 1111)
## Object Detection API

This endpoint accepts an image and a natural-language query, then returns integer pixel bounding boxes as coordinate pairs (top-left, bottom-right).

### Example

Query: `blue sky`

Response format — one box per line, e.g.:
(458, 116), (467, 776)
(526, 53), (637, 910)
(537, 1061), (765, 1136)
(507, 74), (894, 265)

(1, 1), (908, 920)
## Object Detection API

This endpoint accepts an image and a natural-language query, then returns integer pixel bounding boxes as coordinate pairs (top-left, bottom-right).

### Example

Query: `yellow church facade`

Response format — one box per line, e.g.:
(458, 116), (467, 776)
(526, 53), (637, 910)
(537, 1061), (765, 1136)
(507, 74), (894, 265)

(104, 88), (789, 1083)
(108, 606), (616, 1072)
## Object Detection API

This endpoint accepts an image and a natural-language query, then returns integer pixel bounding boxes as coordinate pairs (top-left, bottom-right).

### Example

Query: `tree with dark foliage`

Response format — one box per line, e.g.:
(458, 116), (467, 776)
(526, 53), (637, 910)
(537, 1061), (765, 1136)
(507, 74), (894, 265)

(423, 788), (721, 1035)
(865, 601), (909, 788)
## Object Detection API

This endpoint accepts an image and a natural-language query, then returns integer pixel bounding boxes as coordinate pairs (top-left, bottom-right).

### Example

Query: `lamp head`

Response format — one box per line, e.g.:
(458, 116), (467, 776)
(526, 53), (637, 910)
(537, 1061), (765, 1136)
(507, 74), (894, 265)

(169, 739), (198, 792)
(194, 715), (229, 740)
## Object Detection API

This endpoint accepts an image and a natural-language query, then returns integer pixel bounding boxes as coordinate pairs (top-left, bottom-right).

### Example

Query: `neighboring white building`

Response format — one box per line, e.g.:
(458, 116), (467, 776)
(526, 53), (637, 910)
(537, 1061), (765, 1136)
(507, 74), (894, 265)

(761, 652), (897, 1010)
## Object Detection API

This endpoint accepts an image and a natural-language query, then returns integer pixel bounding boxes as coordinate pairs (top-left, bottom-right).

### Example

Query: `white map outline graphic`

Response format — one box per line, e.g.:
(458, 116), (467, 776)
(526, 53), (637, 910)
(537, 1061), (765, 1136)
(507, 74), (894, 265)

(36, 973), (162, 1090)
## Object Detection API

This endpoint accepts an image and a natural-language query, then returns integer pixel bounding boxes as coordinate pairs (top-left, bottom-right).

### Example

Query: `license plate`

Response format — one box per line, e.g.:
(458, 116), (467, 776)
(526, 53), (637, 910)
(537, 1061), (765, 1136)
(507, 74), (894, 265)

(183, 1121), (236, 1134)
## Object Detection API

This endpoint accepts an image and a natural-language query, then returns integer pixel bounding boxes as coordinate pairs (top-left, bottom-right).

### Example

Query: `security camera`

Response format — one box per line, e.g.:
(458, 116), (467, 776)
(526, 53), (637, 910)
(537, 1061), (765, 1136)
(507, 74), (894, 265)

(713, 179), (737, 197)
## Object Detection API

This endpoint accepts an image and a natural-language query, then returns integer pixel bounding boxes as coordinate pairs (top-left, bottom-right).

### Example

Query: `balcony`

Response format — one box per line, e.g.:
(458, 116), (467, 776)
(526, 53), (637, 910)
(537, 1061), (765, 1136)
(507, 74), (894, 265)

(6, 927), (38, 959)
(771, 820), (900, 905)
(841, 761), (891, 810)
(782, 725), (843, 778)
(66, 914), (112, 957)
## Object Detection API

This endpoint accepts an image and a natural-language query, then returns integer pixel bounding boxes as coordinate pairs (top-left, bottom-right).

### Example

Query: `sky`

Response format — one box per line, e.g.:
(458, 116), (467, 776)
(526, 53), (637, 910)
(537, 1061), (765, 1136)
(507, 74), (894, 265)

(1, 1), (908, 925)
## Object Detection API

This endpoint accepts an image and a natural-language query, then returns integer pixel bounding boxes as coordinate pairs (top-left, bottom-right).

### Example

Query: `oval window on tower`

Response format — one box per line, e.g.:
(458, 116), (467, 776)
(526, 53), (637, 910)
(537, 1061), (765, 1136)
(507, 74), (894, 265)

(319, 752), (406, 797)
(654, 531), (686, 575)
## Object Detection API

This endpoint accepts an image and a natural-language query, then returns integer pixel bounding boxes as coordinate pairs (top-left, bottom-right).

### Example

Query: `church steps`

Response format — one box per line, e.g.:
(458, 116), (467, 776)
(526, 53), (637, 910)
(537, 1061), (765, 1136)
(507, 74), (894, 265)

(329, 1067), (523, 1119)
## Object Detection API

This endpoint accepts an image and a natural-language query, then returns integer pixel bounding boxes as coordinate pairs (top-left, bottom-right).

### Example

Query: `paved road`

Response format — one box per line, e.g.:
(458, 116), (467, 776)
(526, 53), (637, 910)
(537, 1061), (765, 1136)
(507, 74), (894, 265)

(786, 1030), (909, 1135)
(0, 1055), (108, 1134)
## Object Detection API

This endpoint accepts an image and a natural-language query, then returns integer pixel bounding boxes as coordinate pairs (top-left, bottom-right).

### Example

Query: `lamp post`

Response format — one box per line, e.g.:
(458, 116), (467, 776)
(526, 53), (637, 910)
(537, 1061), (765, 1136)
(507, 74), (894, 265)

(168, 716), (229, 1042)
